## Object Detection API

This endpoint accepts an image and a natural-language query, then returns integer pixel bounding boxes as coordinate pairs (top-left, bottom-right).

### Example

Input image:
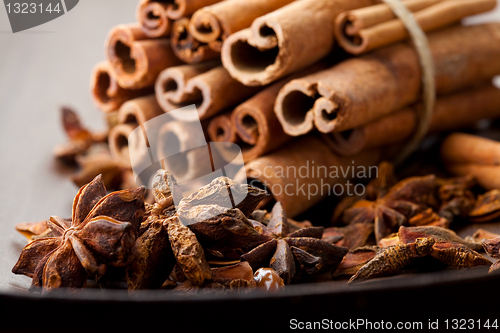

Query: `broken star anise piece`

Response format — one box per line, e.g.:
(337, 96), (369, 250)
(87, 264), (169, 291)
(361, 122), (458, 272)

(241, 202), (347, 284)
(408, 208), (450, 228)
(469, 189), (500, 223)
(343, 175), (436, 243)
(12, 175), (146, 293)
(482, 237), (500, 273)
(177, 176), (268, 221)
(333, 246), (380, 277)
(323, 223), (374, 249)
(128, 169), (211, 289)
(53, 107), (106, 164)
(175, 176), (270, 252)
(348, 237), (436, 284)
(398, 226), (482, 251)
(436, 176), (476, 221)
(430, 241), (491, 269)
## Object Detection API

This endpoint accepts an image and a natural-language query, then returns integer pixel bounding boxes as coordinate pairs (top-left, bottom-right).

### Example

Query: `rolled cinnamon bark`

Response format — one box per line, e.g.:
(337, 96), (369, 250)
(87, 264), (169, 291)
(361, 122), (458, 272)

(159, 66), (262, 121)
(109, 123), (136, 167)
(136, 0), (172, 38)
(109, 96), (165, 166)
(275, 23), (500, 136)
(441, 133), (500, 166)
(105, 23), (184, 89)
(157, 120), (216, 183)
(170, 17), (220, 64)
(335, 0), (496, 55)
(207, 111), (240, 145)
(118, 95), (166, 128)
(90, 62), (153, 113)
(324, 84), (500, 156)
(445, 164), (500, 191)
(221, 0), (378, 86)
(189, 0), (295, 52)
(155, 61), (220, 112)
(239, 135), (381, 218)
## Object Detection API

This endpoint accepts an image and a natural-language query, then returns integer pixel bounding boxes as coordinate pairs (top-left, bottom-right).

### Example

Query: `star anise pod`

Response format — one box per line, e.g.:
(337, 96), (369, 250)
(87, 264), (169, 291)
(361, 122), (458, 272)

(53, 107), (107, 164)
(176, 177), (270, 252)
(12, 175), (146, 293)
(482, 237), (500, 273)
(342, 175), (437, 244)
(241, 202), (348, 284)
(331, 161), (397, 225)
(127, 170), (211, 290)
(436, 176), (476, 221)
(469, 189), (500, 223)
(348, 221), (495, 284)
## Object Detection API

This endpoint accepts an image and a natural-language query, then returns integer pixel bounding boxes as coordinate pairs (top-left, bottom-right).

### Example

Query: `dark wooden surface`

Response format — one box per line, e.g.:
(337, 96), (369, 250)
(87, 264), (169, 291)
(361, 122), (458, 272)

(0, 0), (499, 308)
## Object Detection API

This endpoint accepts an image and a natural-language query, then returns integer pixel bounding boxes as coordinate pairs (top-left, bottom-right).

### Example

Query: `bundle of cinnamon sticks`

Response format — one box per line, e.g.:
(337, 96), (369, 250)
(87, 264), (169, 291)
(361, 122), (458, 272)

(76, 0), (500, 219)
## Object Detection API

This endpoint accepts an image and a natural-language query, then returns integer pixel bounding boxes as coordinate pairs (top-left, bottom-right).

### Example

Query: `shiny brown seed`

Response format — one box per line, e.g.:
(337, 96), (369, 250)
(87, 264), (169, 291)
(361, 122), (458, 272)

(253, 268), (284, 292)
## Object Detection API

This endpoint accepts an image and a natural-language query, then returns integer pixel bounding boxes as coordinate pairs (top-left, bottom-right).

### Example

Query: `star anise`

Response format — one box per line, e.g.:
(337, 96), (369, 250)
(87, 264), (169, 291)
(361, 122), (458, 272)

(348, 234), (491, 283)
(176, 177), (270, 252)
(53, 107), (107, 164)
(469, 189), (500, 223)
(127, 170), (211, 290)
(482, 237), (500, 273)
(12, 175), (146, 293)
(342, 175), (437, 244)
(436, 176), (476, 221)
(241, 202), (348, 284)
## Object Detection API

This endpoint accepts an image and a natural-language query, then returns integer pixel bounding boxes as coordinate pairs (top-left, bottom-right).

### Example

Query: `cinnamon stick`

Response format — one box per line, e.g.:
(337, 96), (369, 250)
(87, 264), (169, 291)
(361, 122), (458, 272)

(207, 66), (327, 162)
(109, 123), (136, 167)
(157, 120), (217, 182)
(207, 111), (240, 145)
(118, 95), (166, 127)
(158, 66), (262, 121)
(155, 61), (220, 113)
(324, 84), (500, 156)
(136, 0), (172, 38)
(240, 135), (381, 218)
(90, 61), (153, 113)
(221, 0), (378, 86)
(275, 23), (500, 136)
(441, 133), (500, 166)
(441, 133), (500, 191)
(335, 0), (496, 55)
(446, 164), (500, 191)
(189, 0), (295, 52)
(109, 96), (165, 167)
(170, 17), (220, 64)
(105, 23), (183, 89)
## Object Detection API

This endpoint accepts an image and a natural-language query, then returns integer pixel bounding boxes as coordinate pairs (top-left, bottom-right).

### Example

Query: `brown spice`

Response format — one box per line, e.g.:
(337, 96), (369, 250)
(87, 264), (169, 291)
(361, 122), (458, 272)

(12, 175), (146, 292)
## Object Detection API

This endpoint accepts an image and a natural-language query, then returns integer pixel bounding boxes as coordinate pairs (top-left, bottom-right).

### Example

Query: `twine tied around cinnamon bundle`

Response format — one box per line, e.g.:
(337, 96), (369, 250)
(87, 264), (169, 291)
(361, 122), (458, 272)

(382, 0), (436, 166)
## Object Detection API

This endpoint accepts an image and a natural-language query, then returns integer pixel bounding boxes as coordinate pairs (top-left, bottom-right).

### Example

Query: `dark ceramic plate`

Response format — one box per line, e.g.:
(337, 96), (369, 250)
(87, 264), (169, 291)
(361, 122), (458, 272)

(1, 267), (499, 333)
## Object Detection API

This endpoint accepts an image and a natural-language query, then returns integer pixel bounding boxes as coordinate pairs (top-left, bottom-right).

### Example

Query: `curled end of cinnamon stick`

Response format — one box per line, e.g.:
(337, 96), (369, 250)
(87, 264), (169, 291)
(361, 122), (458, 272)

(90, 62), (154, 113)
(109, 123), (136, 168)
(274, 80), (318, 136)
(207, 113), (239, 144)
(170, 17), (220, 64)
(189, 8), (222, 45)
(136, 0), (172, 38)
(334, 11), (369, 55)
(221, 23), (282, 86)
